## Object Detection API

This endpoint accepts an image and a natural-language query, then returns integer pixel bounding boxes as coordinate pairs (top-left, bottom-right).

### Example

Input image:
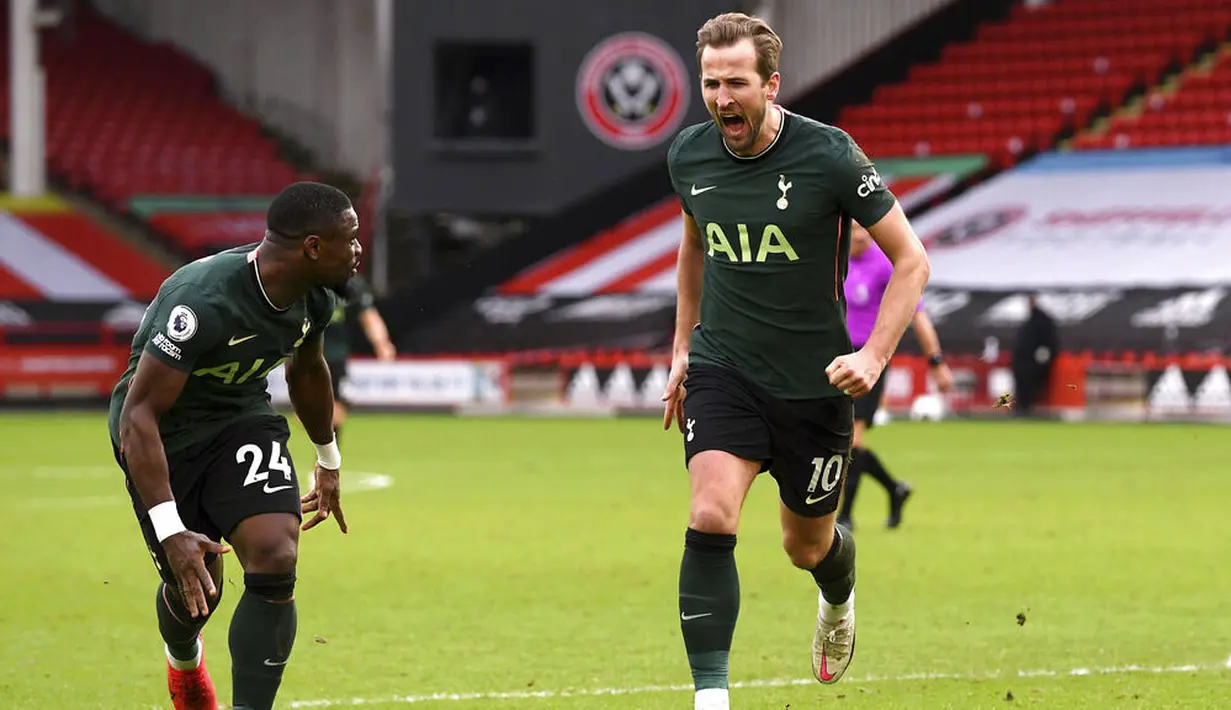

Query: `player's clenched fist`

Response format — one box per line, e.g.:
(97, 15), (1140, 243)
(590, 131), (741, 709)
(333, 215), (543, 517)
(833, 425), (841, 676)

(826, 349), (884, 398)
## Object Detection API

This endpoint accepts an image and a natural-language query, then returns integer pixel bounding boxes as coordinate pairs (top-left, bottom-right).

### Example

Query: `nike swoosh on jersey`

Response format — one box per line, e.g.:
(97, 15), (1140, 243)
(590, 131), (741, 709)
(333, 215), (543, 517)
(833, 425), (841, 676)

(691, 184), (717, 195)
(228, 334), (259, 346)
(263, 483), (294, 494)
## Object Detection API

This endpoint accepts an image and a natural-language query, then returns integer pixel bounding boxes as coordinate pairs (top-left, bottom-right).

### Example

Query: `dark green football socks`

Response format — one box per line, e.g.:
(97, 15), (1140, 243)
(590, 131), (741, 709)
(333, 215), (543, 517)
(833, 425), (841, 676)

(679, 528), (740, 691)
(230, 572), (297, 710)
(810, 523), (856, 605)
(157, 581), (220, 666)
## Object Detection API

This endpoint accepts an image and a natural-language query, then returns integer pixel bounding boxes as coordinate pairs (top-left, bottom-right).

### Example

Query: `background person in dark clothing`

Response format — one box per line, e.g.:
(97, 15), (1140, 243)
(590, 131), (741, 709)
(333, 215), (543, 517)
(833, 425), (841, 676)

(324, 273), (396, 443)
(1011, 293), (1058, 417)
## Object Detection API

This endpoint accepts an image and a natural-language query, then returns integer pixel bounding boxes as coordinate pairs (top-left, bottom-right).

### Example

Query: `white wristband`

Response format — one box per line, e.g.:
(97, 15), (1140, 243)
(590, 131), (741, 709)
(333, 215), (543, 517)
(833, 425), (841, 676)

(148, 501), (187, 543)
(314, 438), (342, 470)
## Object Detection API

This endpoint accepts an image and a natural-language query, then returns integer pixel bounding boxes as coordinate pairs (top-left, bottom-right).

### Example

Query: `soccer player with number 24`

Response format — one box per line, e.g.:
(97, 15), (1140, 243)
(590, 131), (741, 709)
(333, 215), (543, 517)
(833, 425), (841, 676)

(108, 182), (359, 710)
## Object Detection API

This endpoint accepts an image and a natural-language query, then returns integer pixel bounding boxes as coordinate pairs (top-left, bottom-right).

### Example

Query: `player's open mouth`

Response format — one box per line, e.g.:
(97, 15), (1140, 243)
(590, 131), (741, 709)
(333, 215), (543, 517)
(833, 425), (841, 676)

(719, 114), (747, 136)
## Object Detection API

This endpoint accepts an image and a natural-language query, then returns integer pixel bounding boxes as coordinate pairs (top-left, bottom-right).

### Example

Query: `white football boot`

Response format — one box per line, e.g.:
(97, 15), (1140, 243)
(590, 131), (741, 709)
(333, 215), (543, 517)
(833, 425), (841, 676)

(812, 588), (855, 684)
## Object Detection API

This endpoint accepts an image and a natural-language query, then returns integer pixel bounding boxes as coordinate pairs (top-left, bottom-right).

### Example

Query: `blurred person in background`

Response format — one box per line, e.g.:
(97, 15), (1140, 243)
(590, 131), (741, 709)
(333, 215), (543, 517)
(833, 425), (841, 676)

(324, 272), (397, 444)
(836, 223), (952, 532)
(1010, 292), (1058, 417)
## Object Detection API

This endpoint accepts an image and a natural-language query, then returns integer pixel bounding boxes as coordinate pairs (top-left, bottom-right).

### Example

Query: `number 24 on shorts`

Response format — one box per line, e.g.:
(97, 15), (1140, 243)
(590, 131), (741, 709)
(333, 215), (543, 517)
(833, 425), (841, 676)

(805, 454), (844, 505)
(237, 440), (294, 491)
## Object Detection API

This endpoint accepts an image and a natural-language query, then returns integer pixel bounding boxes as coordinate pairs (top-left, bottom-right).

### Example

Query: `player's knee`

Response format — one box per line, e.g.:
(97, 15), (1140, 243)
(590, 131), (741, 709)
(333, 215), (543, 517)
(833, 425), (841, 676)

(687, 452), (756, 534)
(783, 529), (834, 570)
(241, 533), (298, 576)
(233, 512), (300, 575)
(689, 497), (740, 534)
(244, 570), (296, 603)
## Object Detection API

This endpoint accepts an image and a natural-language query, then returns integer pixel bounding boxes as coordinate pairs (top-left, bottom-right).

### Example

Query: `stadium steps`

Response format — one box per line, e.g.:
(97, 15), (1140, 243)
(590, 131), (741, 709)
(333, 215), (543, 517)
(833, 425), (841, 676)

(1063, 40), (1231, 148)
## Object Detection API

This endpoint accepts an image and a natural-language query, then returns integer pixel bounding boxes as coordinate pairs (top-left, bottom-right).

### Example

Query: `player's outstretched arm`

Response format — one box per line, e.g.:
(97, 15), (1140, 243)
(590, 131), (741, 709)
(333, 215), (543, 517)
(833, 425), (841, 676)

(119, 354), (232, 617)
(663, 212), (704, 432)
(286, 328), (347, 533)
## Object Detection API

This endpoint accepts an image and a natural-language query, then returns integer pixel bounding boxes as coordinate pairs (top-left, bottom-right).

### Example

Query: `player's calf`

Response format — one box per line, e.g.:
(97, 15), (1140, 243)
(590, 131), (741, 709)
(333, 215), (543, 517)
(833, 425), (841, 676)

(159, 573), (224, 669)
(159, 559), (224, 710)
(808, 523), (857, 685)
(681, 451), (758, 709)
(229, 513), (300, 710)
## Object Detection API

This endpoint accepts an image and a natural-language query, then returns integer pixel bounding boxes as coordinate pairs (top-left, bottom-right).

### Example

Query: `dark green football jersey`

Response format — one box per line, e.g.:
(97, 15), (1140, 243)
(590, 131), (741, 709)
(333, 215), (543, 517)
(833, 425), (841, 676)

(322, 273), (376, 364)
(108, 244), (336, 455)
(667, 109), (897, 400)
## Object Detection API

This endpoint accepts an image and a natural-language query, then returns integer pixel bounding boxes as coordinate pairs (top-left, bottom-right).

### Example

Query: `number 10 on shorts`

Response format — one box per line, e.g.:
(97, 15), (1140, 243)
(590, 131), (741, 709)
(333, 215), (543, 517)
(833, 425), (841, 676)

(807, 454), (844, 502)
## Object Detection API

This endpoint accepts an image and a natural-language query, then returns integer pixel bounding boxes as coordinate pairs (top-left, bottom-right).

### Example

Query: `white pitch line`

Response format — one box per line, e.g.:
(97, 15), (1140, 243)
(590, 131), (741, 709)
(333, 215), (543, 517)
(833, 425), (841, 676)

(287, 662), (1227, 708)
(346, 471), (395, 493)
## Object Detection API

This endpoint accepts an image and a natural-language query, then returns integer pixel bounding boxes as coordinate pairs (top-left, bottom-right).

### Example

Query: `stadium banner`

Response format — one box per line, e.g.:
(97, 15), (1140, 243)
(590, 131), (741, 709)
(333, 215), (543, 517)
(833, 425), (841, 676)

(403, 286), (1231, 359)
(1142, 362), (1231, 422)
(550, 353), (1027, 419)
(265, 358), (508, 409)
(542, 352), (1231, 422)
(0, 344), (131, 400)
(1, 344), (1227, 423)
(911, 146), (1231, 290)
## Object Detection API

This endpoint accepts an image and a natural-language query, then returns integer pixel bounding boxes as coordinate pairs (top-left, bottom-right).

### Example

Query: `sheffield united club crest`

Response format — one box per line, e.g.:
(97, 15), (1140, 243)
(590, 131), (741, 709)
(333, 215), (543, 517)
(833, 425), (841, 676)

(576, 32), (689, 151)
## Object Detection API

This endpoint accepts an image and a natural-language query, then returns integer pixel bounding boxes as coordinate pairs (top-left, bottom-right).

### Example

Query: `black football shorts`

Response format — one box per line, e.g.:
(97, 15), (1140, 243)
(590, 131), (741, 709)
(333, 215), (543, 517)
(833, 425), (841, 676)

(681, 363), (854, 517)
(113, 415), (302, 586)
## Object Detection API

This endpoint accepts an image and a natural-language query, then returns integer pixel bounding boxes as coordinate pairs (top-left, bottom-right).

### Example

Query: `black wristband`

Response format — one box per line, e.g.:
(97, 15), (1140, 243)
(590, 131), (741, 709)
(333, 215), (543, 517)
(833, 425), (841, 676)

(927, 353), (945, 367)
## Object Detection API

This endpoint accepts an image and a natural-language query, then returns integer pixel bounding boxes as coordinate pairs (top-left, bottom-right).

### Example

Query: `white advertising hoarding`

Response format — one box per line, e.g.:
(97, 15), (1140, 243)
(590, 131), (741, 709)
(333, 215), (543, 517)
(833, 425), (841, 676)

(912, 147), (1231, 289)
(266, 359), (506, 408)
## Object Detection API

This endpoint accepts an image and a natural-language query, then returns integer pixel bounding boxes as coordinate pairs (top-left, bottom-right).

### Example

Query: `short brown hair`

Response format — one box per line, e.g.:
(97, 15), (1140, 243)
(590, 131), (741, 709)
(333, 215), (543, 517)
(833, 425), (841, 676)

(696, 12), (782, 82)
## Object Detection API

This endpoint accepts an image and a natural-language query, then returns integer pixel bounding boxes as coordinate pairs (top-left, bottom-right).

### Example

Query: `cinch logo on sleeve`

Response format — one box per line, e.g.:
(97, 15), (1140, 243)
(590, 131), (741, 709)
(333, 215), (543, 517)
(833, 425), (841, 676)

(856, 169), (884, 198)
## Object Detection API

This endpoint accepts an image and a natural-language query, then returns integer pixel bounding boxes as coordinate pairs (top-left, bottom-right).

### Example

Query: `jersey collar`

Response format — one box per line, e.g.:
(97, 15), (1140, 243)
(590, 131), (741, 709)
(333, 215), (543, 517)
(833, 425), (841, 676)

(721, 105), (789, 163)
(248, 247), (292, 313)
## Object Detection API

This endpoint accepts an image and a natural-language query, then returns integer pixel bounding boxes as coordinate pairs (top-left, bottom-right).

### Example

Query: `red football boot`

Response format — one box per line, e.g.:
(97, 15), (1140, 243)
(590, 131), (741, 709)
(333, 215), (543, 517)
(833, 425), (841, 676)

(167, 637), (217, 710)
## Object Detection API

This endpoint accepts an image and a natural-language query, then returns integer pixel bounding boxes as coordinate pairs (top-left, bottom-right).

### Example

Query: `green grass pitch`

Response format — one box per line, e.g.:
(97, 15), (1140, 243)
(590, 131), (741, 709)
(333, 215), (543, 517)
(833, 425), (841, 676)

(3, 412), (1230, 708)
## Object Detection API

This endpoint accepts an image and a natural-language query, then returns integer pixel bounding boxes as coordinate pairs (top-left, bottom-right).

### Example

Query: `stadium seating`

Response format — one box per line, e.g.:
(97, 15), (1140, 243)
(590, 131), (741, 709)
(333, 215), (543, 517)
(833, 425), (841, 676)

(1070, 47), (1231, 149)
(0, 7), (304, 212)
(837, 0), (1231, 163)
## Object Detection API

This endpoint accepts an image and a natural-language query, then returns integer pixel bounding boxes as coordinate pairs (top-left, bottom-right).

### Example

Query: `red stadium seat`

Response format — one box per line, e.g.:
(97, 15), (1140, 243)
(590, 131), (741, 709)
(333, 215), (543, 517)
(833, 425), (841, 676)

(1071, 45), (1231, 151)
(0, 5), (309, 246)
(831, 0), (1228, 160)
